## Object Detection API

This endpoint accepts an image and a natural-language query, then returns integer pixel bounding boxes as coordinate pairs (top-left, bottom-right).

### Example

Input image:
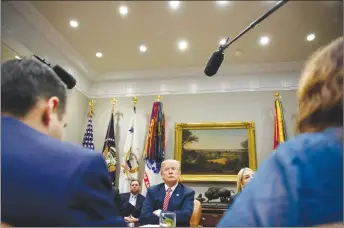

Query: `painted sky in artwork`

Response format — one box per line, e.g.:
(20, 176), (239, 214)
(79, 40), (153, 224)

(184, 129), (248, 150)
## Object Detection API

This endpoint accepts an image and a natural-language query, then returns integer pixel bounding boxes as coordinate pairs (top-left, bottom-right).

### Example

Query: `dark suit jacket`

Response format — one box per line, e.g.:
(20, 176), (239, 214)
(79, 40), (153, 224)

(112, 187), (121, 213)
(119, 192), (145, 218)
(139, 183), (195, 227)
(1, 116), (126, 227)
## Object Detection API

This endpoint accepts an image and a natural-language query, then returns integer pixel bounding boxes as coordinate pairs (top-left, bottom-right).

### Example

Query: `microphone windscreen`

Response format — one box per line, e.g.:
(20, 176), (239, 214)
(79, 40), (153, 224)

(52, 65), (77, 89)
(204, 51), (224, 77)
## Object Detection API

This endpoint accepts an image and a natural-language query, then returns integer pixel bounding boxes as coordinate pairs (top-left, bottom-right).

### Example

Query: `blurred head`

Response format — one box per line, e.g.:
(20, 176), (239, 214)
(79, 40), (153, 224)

(130, 180), (141, 195)
(160, 159), (181, 187)
(296, 37), (343, 134)
(236, 167), (254, 193)
(1, 59), (68, 139)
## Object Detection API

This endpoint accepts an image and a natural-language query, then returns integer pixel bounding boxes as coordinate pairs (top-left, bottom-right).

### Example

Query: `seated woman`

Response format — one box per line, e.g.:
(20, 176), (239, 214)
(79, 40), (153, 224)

(231, 168), (254, 201)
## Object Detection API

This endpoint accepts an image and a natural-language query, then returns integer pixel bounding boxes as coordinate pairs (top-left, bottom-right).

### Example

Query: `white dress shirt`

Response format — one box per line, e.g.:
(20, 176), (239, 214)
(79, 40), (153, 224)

(129, 193), (138, 207)
(154, 183), (179, 217)
(164, 183), (178, 196)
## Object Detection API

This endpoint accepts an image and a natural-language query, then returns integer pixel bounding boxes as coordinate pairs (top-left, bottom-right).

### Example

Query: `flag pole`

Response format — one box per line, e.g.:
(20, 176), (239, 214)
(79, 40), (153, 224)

(88, 100), (95, 117)
(156, 95), (161, 102)
(133, 96), (138, 105)
(275, 92), (285, 144)
(111, 98), (116, 114)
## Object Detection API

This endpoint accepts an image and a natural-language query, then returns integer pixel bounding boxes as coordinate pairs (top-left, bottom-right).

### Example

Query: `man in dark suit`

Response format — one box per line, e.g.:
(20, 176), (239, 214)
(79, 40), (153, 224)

(140, 159), (195, 227)
(1, 59), (126, 227)
(120, 180), (145, 223)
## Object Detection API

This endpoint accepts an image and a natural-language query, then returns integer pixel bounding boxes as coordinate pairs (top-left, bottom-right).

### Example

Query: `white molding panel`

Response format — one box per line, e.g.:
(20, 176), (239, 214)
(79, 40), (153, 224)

(95, 61), (303, 81)
(89, 71), (300, 98)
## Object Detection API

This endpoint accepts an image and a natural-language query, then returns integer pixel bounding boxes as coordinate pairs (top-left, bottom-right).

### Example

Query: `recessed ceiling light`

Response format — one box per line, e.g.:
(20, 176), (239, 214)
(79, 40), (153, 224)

(169, 1), (180, 10)
(219, 38), (227, 46)
(69, 20), (79, 28)
(15, 55), (21, 60)
(178, 40), (188, 51)
(139, 45), (147, 53)
(96, 52), (103, 58)
(216, 1), (230, 6)
(119, 5), (128, 16)
(259, 36), (270, 46)
(306, 33), (315, 41)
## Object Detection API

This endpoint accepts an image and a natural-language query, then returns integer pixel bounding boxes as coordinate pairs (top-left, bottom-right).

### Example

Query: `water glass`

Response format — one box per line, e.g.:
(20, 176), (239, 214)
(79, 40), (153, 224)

(159, 211), (176, 227)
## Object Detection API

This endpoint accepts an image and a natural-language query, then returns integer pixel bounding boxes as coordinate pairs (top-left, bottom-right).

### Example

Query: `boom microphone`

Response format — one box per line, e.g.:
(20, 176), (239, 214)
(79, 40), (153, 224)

(52, 65), (77, 89)
(33, 55), (77, 89)
(204, 0), (288, 77)
(204, 50), (224, 77)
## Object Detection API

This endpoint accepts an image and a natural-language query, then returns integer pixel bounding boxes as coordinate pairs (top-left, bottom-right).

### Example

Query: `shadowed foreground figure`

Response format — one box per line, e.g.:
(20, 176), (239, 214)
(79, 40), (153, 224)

(218, 37), (343, 227)
(1, 59), (126, 226)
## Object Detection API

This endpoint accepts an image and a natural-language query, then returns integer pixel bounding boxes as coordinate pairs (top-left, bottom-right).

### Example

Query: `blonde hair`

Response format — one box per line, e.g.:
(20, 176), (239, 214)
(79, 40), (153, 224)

(296, 37), (343, 134)
(236, 167), (254, 193)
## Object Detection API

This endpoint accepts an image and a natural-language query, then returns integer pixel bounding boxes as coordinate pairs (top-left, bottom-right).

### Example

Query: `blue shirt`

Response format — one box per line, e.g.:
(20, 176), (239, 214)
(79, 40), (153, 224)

(218, 127), (343, 227)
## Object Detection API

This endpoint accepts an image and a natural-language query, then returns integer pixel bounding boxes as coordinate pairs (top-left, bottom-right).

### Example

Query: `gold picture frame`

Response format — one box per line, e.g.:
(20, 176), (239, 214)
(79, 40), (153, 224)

(174, 122), (257, 182)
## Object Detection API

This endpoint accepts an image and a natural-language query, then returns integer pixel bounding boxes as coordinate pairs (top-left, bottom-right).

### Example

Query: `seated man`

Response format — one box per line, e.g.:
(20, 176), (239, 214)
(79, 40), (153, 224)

(1, 59), (126, 227)
(119, 180), (145, 223)
(140, 159), (195, 227)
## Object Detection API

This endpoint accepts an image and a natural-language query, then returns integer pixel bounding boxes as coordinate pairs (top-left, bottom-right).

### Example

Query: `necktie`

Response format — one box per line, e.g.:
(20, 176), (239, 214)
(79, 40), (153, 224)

(130, 195), (136, 206)
(163, 188), (172, 210)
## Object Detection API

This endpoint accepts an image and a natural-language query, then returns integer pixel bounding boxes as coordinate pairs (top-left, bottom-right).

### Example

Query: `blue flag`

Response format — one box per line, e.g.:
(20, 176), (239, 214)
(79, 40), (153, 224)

(102, 113), (117, 184)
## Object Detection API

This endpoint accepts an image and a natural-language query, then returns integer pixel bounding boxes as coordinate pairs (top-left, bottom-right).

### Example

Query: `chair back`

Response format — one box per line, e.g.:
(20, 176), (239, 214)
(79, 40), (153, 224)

(1, 222), (11, 227)
(315, 222), (343, 227)
(190, 200), (202, 227)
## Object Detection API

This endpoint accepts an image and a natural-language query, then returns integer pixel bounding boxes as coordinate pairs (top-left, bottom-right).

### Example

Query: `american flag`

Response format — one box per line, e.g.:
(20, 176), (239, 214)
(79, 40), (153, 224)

(82, 116), (95, 150)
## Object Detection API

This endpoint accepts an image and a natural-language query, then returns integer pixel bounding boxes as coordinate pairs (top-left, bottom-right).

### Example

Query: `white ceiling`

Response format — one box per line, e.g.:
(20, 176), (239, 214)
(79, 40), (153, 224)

(28, 1), (342, 76)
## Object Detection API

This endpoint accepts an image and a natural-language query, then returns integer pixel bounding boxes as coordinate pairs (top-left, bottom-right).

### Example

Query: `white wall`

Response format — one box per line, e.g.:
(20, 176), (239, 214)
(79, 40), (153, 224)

(91, 90), (298, 196)
(64, 89), (89, 145)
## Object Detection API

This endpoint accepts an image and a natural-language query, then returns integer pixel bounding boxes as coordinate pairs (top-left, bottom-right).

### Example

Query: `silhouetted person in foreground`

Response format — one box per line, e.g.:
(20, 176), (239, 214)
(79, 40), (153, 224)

(1, 59), (126, 227)
(218, 37), (343, 227)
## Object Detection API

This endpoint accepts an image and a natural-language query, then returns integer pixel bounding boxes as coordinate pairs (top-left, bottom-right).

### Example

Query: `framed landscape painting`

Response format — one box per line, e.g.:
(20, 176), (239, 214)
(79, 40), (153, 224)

(174, 122), (257, 182)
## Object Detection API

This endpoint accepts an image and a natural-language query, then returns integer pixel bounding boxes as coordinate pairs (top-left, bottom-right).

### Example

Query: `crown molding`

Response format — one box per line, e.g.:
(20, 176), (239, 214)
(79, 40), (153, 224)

(89, 70), (300, 98)
(95, 61), (304, 81)
(1, 1), (94, 97)
(90, 61), (302, 98)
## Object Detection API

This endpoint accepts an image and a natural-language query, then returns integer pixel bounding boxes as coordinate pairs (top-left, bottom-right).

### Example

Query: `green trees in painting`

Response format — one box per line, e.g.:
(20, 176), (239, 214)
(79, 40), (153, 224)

(240, 139), (248, 149)
(181, 129), (250, 175)
(182, 129), (199, 148)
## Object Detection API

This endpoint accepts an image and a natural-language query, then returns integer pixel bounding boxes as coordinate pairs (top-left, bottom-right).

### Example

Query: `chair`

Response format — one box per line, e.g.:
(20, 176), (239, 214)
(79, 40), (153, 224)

(315, 222), (343, 227)
(190, 200), (202, 227)
(1, 222), (11, 227)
